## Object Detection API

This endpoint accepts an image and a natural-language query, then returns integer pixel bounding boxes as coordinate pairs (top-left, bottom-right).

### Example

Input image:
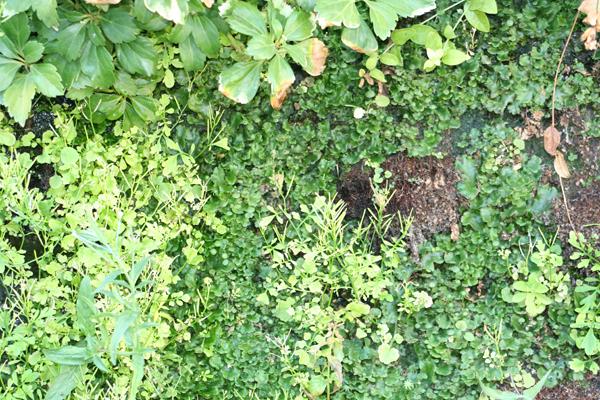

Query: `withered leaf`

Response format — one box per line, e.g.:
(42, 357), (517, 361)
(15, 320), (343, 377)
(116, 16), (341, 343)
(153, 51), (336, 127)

(580, 0), (600, 25)
(202, 0), (214, 7)
(543, 126), (561, 156)
(554, 151), (571, 179)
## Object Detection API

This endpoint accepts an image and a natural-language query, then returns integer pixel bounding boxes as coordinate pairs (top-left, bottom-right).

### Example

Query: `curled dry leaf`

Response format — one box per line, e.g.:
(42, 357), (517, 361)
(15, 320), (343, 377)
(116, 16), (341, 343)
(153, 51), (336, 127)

(582, 27), (598, 50)
(308, 38), (329, 76)
(85, 0), (121, 4)
(543, 126), (561, 156)
(270, 84), (292, 110)
(554, 151), (571, 179)
(579, 0), (600, 49)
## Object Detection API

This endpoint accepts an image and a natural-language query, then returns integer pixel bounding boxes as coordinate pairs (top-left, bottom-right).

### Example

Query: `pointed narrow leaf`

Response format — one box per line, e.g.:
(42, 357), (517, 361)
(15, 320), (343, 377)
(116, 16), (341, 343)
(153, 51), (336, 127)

(45, 365), (85, 400)
(30, 63), (64, 97)
(3, 74), (36, 126)
(267, 55), (295, 109)
(109, 311), (138, 364)
(129, 353), (144, 400)
(464, 3), (490, 32)
(45, 346), (90, 366)
(218, 60), (262, 104)
(285, 38), (328, 76)
(76, 277), (97, 337)
(522, 371), (552, 399)
(480, 384), (521, 400)
(32, 0), (59, 28)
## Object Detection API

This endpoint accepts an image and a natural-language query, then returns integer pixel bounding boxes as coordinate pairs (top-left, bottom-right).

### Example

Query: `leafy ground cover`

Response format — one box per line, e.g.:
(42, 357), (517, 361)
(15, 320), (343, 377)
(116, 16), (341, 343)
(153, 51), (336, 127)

(0, 0), (599, 399)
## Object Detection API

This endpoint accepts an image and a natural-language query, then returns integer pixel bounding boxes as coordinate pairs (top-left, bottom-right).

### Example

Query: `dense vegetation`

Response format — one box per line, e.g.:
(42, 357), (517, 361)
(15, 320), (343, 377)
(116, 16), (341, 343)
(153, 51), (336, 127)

(0, 0), (599, 399)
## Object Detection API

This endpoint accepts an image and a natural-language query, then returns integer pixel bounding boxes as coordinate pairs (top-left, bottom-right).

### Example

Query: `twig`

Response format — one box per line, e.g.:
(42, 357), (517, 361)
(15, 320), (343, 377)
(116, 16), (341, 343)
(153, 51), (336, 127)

(551, 10), (580, 127)
(559, 176), (575, 232)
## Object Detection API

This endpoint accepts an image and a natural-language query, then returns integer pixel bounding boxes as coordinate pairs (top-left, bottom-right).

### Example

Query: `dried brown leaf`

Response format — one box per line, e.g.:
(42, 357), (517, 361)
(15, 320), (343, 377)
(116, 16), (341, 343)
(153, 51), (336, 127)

(554, 151), (572, 179)
(307, 38), (328, 76)
(582, 27), (598, 50)
(270, 84), (292, 110)
(543, 126), (561, 156)
(580, 0), (600, 26)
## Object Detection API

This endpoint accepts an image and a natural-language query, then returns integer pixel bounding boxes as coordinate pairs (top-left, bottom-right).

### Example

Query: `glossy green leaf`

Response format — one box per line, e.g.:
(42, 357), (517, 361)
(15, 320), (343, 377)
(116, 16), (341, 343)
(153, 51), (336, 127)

(179, 36), (206, 71)
(0, 56), (20, 91)
(130, 96), (157, 122)
(218, 60), (262, 104)
(190, 15), (220, 58)
(32, 0), (59, 28)
(143, 0), (188, 24)
(246, 34), (277, 60)
(285, 38), (328, 76)
(116, 38), (157, 77)
(22, 41), (44, 64)
(81, 43), (115, 88)
(55, 23), (86, 61)
(0, 13), (30, 49)
(267, 54), (295, 109)
(464, 3), (490, 32)
(45, 366), (85, 400)
(366, 0), (398, 40)
(109, 311), (138, 364)
(3, 74), (36, 126)
(442, 48), (470, 66)
(101, 8), (140, 44)
(314, 0), (361, 28)
(469, 0), (498, 14)
(480, 384), (521, 400)
(391, 0), (436, 17)
(30, 63), (64, 97)
(341, 21), (378, 54)
(3, 0), (31, 18)
(223, 0), (267, 36)
(283, 10), (315, 42)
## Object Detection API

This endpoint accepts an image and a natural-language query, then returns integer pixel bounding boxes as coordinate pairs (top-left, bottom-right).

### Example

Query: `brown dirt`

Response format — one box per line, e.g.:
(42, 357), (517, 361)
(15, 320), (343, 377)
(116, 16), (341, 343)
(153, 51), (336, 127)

(540, 109), (600, 244)
(538, 374), (600, 400)
(338, 153), (460, 256)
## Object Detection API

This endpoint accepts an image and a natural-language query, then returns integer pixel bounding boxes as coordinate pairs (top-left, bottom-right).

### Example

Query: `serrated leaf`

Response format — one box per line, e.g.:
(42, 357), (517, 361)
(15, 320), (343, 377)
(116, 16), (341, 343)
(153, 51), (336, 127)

(45, 365), (85, 400)
(81, 43), (115, 88)
(314, 0), (361, 28)
(0, 13), (30, 49)
(3, 74), (36, 126)
(267, 55), (295, 109)
(283, 10), (315, 42)
(582, 329), (599, 356)
(246, 34), (277, 60)
(101, 7), (139, 43)
(22, 41), (44, 64)
(218, 60), (262, 104)
(0, 56), (20, 91)
(223, 0), (267, 36)
(32, 0), (59, 28)
(3, 0), (32, 19)
(116, 37), (157, 77)
(143, 0), (188, 24)
(55, 23), (86, 61)
(285, 38), (328, 76)
(30, 63), (64, 97)
(366, 0), (398, 40)
(190, 15), (220, 58)
(341, 21), (378, 54)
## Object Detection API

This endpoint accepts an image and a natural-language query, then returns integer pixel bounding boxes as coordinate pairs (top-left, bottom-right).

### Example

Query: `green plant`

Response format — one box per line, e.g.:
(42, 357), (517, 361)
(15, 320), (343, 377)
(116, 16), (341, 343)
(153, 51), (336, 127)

(568, 231), (600, 374)
(480, 370), (552, 400)
(502, 239), (569, 317)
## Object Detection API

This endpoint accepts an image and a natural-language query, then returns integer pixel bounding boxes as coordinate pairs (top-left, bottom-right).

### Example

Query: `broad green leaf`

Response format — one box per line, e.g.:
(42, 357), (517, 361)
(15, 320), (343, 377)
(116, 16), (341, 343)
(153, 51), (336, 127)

(116, 38), (157, 77)
(306, 375), (327, 396)
(0, 57), (20, 91)
(101, 8), (140, 44)
(380, 49), (402, 66)
(469, 0), (497, 14)
(569, 358), (586, 372)
(89, 94), (126, 121)
(3, 0), (31, 18)
(375, 94), (390, 107)
(442, 48), (470, 66)
(179, 36), (206, 71)
(3, 74), (36, 126)
(218, 60), (262, 104)
(582, 329), (599, 356)
(223, 0), (267, 36)
(366, 0), (398, 40)
(522, 371), (552, 399)
(246, 34), (277, 60)
(267, 55), (295, 109)
(190, 15), (220, 58)
(378, 343), (400, 364)
(285, 38), (328, 76)
(143, 0), (189, 24)
(130, 96), (157, 122)
(443, 24), (456, 39)
(464, 3), (490, 32)
(109, 311), (138, 364)
(391, 0), (436, 17)
(55, 23), (86, 61)
(341, 21), (378, 54)
(30, 63), (64, 97)
(0, 13), (30, 49)
(60, 147), (79, 165)
(76, 277), (97, 337)
(22, 41), (44, 64)
(81, 43), (115, 88)
(393, 25), (438, 46)
(0, 130), (16, 146)
(45, 365), (85, 400)
(283, 10), (315, 42)
(314, 0), (361, 28)
(0, 35), (19, 59)
(346, 301), (371, 317)
(32, 0), (59, 28)
(45, 346), (90, 366)
(273, 298), (295, 321)
(425, 31), (443, 50)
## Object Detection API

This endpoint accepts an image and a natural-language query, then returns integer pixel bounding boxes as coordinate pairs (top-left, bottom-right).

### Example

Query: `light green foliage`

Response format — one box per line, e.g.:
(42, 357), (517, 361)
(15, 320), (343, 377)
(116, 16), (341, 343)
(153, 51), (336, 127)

(502, 240), (570, 317)
(480, 370), (551, 400)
